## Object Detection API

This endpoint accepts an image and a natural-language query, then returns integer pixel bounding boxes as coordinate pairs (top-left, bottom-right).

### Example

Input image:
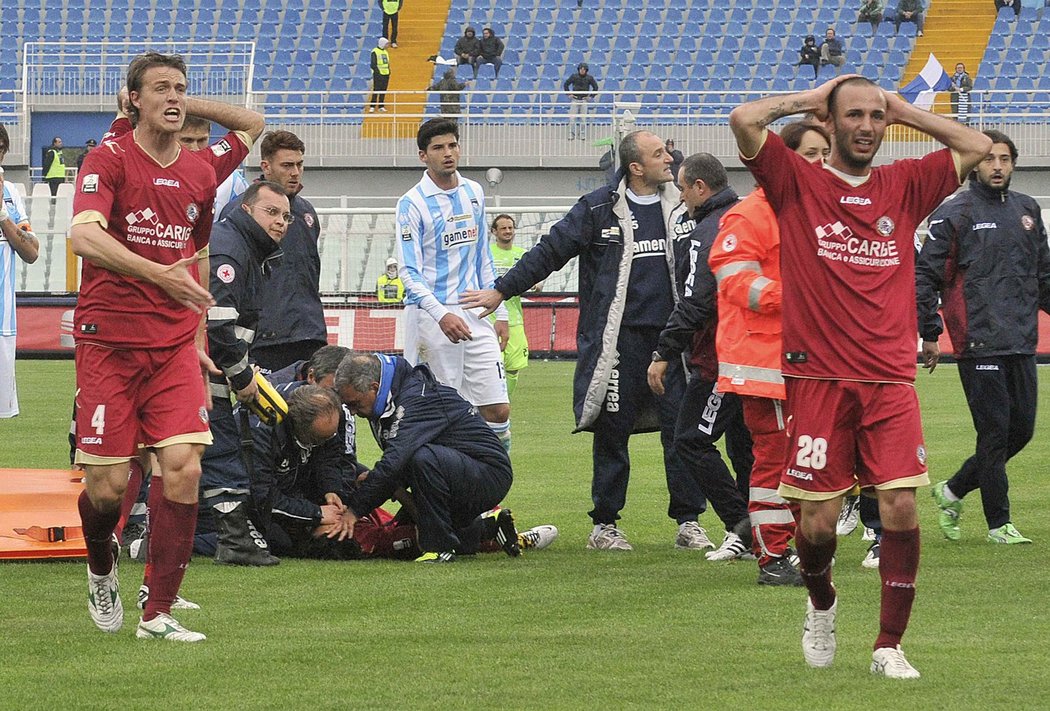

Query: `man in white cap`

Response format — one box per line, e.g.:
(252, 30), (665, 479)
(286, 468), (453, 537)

(377, 256), (405, 303)
(369, 38), (391, 113)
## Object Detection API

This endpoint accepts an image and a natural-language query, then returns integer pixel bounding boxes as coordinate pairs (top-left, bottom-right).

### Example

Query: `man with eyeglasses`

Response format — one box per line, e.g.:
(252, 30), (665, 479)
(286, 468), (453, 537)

(199, 180), (290, 566)
(221, 130), (325, 373)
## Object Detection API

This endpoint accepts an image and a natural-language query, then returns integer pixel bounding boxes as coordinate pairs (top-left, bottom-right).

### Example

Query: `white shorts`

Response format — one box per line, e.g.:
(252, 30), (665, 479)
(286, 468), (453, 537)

(0, 334), (18, 418)
(404, 304), (508, 407)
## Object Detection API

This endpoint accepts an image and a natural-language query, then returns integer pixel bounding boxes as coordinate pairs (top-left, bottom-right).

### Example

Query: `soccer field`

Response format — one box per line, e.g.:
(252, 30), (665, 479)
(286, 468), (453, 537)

(2, 359), (1049, 709)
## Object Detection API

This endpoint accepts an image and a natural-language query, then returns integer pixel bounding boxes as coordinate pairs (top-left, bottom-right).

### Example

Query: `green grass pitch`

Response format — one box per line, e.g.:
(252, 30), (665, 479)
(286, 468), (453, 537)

(1, 359), (1049, 709)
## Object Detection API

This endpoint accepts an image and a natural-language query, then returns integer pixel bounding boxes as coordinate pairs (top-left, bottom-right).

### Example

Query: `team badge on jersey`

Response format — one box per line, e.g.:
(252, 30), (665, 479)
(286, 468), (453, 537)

(216, 264), (236, 283)
(721, 233), (738, 252)
(1022, 215), (1035, 231)
(211, 140), (232, 156)
(304, 213), (315, 228)
(875, 216), (895, 237)
(186, 203), (200, 222)
(81, 174), (99, 194)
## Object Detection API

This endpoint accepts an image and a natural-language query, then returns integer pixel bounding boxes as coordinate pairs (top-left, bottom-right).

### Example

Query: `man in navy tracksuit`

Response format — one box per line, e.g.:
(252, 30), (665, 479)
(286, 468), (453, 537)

(201, 180), (288, 566)
(462, 130), (696, 551)
(646, 153), (758, 561)
(917, 129), (1050, 545)
(333, 353), (515, 561)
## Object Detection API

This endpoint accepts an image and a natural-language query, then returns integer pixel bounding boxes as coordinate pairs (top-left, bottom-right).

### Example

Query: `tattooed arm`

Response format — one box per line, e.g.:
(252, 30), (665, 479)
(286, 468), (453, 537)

(0, 176), (39, 264)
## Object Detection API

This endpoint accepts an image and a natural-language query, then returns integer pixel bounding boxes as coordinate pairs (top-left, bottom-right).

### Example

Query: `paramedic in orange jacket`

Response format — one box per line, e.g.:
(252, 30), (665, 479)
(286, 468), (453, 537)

(708, 120), (831, 572)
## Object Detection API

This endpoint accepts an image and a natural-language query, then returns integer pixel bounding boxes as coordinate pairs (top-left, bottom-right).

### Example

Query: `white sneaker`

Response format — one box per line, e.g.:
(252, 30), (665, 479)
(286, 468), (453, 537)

(675, 521), (714, 550)
(705, 531), (756, 561)
(87, 563), (123, 633)
(587, 523), (632, 551)
(368, 107), (375, 113)
(136, 613), (206, 643)
(862, 526), (877, 541)
(836, 496), (860, 536)
(137, 584), (201, 611)
(378, 107), (387, 112)
(518, 524), (558, 551)
(871, 645), (920, 679)
(802, 597), (837, 668)
(861, 539), (880, 569)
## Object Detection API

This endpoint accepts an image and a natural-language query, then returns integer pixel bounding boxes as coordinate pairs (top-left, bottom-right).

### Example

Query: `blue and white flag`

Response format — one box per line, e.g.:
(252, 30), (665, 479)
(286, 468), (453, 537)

(899, 54), (952, 111)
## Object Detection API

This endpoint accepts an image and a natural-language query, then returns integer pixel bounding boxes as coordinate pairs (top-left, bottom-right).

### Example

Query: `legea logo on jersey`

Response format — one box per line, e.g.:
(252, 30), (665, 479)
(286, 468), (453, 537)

(839, 195), (872, 206)
(815, 221), (900, 268)
(154, 177), (181, 188)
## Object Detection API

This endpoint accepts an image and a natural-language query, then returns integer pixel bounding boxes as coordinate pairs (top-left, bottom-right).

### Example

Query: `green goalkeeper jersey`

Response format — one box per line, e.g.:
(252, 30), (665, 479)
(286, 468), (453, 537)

(490, 244), (526, 328)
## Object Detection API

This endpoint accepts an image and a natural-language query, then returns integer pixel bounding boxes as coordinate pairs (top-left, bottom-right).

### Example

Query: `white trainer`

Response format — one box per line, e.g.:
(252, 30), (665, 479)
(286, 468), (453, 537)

(861, 539), (880, 570)
(871, 645), (920, 679)
(675, 521), (714, 550)
(87, 563), (123, 633)
(137, 584), (201, 611)
(136, 613), (206, 643)
(586, 523), (632, 551)
(836, 496), (860, 536)
(802, 597), (837, 668)
(705, 531), (756, 561)
(518, 525), (559, 551)
(862, 526), (877, 541)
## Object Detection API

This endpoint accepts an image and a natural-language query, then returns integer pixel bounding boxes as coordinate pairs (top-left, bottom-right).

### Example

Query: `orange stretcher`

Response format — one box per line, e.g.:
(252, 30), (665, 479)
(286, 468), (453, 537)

(0, 469), (88, 560)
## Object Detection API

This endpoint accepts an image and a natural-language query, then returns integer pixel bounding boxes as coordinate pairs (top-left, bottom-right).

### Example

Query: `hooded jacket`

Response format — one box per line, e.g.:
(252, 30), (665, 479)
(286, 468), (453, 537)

(916, 178), (1050, 358)
(454, 28), (480, 57)
(495, 171), (685, 432)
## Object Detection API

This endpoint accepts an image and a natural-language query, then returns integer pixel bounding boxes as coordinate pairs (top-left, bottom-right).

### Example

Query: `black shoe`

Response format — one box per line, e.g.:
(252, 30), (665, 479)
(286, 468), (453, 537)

(758, 556), (803, 586)
(415, 551), (456, 563)
(213, 500), (280, 567)
(495, 508), (521, 557)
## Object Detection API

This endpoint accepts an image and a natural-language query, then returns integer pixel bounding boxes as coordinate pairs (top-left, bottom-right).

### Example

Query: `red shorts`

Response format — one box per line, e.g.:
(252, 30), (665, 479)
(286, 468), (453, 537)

(74, 341), (212, 464)
(778, 377), (929, 501)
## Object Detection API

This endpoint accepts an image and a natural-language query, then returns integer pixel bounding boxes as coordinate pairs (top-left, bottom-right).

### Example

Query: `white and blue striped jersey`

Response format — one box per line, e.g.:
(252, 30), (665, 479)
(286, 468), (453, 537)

(0, 183), (30, 337)
(214, 170), (249, 222)
(395, 171), (506, 322)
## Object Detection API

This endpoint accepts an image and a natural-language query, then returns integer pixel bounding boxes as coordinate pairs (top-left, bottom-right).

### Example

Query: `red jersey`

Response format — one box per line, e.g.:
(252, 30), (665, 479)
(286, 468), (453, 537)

(104, 116), (250, 184)
(744, 131), (959, 383)
(72, 132), (217, 349)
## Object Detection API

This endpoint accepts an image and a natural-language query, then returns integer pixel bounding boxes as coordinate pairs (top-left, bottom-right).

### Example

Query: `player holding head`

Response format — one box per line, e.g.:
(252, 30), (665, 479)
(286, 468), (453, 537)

(71, 52), (222, 643)
(729, 75), (991, 678)
(396, 118), (512, 450)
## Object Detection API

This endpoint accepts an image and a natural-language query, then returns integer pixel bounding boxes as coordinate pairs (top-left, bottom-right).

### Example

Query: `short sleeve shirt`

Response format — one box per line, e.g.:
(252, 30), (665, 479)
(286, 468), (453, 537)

(744, 131), (959, 383)
(72, 132), (217, 349)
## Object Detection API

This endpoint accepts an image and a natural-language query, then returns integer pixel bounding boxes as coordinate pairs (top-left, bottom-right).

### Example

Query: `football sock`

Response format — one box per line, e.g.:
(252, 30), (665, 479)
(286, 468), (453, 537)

(875, 526), (920, 649)
(78, 490), (121, 576)
(505, 370), (519, 398)
(796, 528), (837, 610)
(143, 493), (197, 622)
(488, 419), (511, 452)
(114, 457), (144, 542)
(141, 475), (166, 589)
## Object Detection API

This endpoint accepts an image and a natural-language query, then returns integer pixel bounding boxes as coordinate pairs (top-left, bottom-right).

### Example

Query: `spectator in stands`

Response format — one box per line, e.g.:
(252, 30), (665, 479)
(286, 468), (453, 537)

(473, 27), (504, 79)
(563, 63), (599, 140)
(369, 37), (391, 113)
(376, 257), (405, 303)
(427, 68), (467, 116)
(76, 138), (97, 172)
(220, 130), (326, 373)
(796, 35), (821, 79)
(820, 29), (846, 75)
(0, 124), (40, 419)
(454, 27), (481, 69)
(994, 0), (1021, 18)
(665, 139), (684, 185)
(895, 0), (925, 35)
(379, 0), (402, 47)
(43, 136), (65, 196)
(950, 63), (973, 122)
(858, 0), (885, 35)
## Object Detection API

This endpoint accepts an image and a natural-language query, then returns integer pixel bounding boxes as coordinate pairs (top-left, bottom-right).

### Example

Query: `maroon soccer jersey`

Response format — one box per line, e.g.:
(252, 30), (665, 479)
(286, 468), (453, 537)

(72, 132), (217, 349)
(744, 132), (959, 383)
(104, 116), (250, 184)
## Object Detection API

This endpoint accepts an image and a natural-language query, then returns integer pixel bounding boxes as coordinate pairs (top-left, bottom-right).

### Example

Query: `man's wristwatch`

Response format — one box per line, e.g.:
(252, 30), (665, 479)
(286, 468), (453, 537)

(651, 350), (665, 363)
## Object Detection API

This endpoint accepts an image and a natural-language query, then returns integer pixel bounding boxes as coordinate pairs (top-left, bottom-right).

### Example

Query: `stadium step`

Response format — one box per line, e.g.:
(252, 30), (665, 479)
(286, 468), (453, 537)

(362, 0), (452, 139)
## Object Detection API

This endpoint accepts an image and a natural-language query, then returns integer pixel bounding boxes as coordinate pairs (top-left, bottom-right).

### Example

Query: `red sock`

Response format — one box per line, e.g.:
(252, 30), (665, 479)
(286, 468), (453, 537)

(796, 528), (837, 610)
(114, 458), (144, 542)
(141, 475), (166, 589)
(77, 490), (121, 575)
(143, 494), (197, 621)
(875, 527), (920, 649)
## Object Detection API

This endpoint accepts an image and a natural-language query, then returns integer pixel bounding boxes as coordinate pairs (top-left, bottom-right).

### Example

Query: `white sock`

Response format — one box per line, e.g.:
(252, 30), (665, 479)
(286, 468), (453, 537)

(942, 484), (960, 502)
